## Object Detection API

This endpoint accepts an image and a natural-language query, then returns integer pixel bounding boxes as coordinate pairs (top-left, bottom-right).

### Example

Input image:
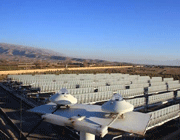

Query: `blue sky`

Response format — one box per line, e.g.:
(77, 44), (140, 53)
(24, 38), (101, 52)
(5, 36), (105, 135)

(0, 0), (180, 64)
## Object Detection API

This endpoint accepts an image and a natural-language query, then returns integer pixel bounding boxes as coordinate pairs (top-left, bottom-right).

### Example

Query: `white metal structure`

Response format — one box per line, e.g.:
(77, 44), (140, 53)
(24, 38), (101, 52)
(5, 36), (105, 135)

(29, 94), (151, 140)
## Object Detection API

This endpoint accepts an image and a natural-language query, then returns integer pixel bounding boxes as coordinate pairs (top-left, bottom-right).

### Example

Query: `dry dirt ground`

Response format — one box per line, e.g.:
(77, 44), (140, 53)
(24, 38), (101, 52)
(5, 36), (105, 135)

(0, 66), (132, 75)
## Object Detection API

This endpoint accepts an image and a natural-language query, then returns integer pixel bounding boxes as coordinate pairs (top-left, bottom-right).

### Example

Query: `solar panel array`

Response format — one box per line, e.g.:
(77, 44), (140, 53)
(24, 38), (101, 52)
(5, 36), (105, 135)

(6, 73), (180, 132)
(7, 74), (180, 108)
(8, 74), (177, 93)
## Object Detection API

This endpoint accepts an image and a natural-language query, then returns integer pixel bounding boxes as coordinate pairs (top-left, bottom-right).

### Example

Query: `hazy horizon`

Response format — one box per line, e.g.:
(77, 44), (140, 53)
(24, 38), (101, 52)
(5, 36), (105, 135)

(1, 0), (180, 65)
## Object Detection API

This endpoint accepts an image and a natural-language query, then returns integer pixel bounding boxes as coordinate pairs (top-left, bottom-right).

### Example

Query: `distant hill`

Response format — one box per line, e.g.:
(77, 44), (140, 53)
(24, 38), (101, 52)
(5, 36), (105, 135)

(0, 43), (63, 60)
(0, 43), (120, 65)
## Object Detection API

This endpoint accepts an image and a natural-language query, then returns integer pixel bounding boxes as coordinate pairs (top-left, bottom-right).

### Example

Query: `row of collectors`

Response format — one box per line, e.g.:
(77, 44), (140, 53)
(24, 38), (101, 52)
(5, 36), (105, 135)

(7, 74), (150, 84)
(8, 74), (133, 81)
(73, 91), (180, 108)
(16, 79), (180, 93)
(38, 83), (180, 96)
(28, 80), (131, 89)
(148, 92), (174, 104)
(8, 74), (174, 83)
(74, 91), (145, 108)
(147, 104), (180, 129)
(40, 85), (145, 96)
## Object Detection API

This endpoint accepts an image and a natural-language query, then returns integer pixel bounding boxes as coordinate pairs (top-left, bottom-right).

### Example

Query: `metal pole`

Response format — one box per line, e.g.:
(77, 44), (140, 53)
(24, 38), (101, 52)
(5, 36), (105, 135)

(80, 131), (95, 140)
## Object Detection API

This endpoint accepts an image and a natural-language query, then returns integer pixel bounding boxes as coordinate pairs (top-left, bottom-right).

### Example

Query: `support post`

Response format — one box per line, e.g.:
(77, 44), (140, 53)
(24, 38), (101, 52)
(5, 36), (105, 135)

(80, 131), (95, 140)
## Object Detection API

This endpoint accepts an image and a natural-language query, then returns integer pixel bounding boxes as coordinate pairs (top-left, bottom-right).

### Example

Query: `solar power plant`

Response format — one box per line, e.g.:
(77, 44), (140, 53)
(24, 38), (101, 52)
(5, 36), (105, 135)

(1, 73), (180, 140)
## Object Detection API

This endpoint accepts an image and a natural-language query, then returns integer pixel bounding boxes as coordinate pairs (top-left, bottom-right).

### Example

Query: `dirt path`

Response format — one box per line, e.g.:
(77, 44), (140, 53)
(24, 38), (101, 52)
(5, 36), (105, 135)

(0, 66), (133, 75)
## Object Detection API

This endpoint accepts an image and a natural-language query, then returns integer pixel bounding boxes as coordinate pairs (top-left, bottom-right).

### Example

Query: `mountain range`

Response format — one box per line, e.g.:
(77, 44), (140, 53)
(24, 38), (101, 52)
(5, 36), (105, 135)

(1, 43), (179, 66)
(0, 43), (115, 64)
